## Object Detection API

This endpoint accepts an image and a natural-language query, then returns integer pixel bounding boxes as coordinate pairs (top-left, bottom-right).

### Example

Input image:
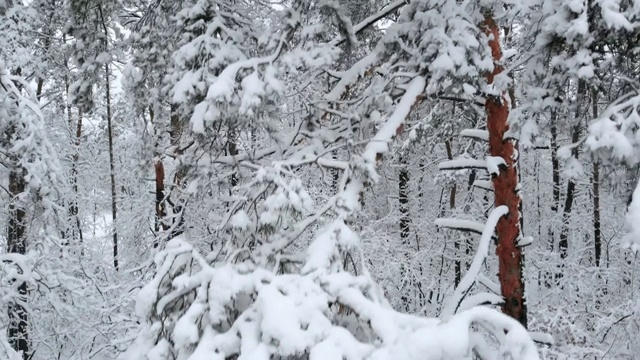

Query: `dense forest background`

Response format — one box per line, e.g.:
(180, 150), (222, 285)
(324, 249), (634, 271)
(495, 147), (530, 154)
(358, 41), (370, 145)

(2, 0), (640, 358)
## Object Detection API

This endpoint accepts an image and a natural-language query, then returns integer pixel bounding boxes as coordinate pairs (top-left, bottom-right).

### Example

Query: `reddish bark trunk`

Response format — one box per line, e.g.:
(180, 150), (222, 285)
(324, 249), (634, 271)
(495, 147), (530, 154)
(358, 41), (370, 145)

(483, 14), (527, 327)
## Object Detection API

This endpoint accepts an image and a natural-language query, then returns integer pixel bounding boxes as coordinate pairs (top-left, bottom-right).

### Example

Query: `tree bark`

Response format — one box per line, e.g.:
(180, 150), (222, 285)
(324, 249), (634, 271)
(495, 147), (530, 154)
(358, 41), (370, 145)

(483, 13), (527, 326)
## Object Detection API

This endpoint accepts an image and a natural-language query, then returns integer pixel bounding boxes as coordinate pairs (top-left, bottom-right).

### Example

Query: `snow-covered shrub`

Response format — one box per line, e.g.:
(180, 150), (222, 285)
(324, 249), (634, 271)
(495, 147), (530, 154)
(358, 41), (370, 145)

(125, 229), (539, 360)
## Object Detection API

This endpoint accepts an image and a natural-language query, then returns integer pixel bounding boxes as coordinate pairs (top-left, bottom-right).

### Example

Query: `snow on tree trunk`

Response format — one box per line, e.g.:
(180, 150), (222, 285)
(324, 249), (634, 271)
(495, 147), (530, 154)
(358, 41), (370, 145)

(483, 13), (527, 327)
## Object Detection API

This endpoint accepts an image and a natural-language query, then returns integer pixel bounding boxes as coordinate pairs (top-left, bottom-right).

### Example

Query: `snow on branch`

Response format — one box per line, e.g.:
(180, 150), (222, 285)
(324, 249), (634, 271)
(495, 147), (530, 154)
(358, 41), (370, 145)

(586, 90), (640, 165)
(329, 0), (407, 47)
(441, 206), (509, 319)
(473, 179), (494, 191)
(477, 274), (501, 295)
(438, 158), (487, 171)
(438, 156), (506, 175)
(458, 292), (504, 312)
(486, 156), (506, 176)
(337, 76), (425, 216)
(434, 218), (485, 235)
(587, 91), (640, 253)
(460, 128), (489, 142)
(325, 53), (378, 101)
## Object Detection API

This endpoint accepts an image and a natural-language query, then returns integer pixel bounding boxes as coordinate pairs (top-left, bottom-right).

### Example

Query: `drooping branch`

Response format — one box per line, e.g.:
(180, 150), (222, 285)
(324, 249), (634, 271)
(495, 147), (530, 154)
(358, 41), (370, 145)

(441, 206), (509, 318)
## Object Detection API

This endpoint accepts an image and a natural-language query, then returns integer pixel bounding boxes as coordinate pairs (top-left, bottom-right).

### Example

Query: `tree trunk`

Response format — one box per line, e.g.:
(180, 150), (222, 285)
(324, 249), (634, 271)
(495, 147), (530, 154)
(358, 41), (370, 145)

(549, 109), (560, 252)
(592, 88), (601, 267)
(154, 160), (167, 235)
(105, 62), (118, 270)
(483, 13), (527, 327)
(69, 108), (84, 251)
(7, 166), (28, 359)
(444, 139), (460, 287)
(229, 129), (239, 188)
(399, 155), (410, 242)
(5, 75), (29, 356)
(558, 80), (585, 260)
(150, 104), (168, 242)
(398, 153), (411, 310)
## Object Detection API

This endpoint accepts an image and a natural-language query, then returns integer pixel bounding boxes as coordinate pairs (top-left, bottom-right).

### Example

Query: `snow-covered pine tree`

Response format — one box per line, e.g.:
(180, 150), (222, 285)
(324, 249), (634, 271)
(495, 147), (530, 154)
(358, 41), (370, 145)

(0, 61), (68, 359)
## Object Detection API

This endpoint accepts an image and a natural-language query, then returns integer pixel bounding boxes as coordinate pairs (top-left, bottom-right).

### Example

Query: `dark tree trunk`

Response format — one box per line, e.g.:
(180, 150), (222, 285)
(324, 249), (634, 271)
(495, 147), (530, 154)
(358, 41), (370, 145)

(399, 155), (410, 242)
(7, 166), (28, 360)
(69, 109), (84, 251)
(229, 130), (239, 188)
(483, 14), (527, 327)
(558, 81), (585, 260)
(398, 153), (411, 310)
(549, 109), (560, 252)
(148, 107), (167, 247)
(105, 62), (118, 270)
(154, 160), (167, 235)
(592, 89), (601, 267)
(444, 139), (460, 287)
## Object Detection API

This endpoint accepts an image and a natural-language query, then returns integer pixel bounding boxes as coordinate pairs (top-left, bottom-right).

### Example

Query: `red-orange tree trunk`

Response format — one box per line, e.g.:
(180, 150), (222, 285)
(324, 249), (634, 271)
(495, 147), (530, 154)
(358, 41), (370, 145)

(483, 14), (527, 327)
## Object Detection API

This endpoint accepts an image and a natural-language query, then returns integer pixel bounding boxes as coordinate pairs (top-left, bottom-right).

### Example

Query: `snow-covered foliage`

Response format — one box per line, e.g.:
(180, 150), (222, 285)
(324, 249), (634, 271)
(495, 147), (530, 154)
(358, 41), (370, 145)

(126, 232), (537, 360)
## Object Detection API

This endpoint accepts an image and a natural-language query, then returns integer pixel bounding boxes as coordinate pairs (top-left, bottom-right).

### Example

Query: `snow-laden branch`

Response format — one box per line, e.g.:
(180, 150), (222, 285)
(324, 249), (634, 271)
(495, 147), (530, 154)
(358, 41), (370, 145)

(477, 274), (501, 295)
(323, 0), (407, 101)
(438, 155), (507, 175)
(441, 206), (509, 319)
(329, 0), (407, 47)
(460, 129), (489, 142)
(337, 76), (425, 216)
(434, 218), (485, 235)
(586, 90), (640, 165)
(438, 158), (486, 170)
(451, 307), (539, 360)
(325, 53), (378, 101)
(486, 156), (506, 176)
(473, 179), (493, 191)
(458, 292), (504, 312)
